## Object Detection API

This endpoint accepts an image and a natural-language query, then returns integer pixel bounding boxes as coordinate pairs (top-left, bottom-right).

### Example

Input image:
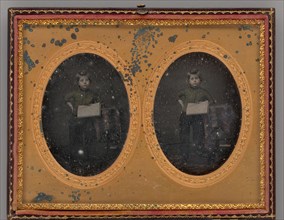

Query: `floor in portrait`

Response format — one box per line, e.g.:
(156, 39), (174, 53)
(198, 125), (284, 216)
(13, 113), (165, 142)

(50, 139), (122, 177)
(162, 143), (233, 175)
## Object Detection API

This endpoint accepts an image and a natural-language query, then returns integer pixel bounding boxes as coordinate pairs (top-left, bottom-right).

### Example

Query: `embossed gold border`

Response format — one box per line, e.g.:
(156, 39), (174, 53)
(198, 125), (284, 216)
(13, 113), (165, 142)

(16, 18), (266, 211)
(30, 40), (141, 189)
(143, 39), (252, 188)
(8, 8), (274, 219)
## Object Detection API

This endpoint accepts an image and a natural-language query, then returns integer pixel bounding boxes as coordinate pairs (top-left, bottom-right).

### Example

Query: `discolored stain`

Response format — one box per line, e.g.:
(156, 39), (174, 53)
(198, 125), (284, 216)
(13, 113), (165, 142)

(23, 23), (33, 32)
(69, 190), (81, 203)
(129, 27), (162, 76)
(168, 34), (178, 43)
(185, 25), (189, 32)
(238, 25), (253, 31)
(55, 40), (60, 46)
(71, 33), (77, 40)
(42, 43), (46, 48)
(23, 50), (36, 71)
(33, 192), (53, 203)
(246, 41), (252, 46)
(52, 38), (68, 47)
(157, 32), (163, 37)
(23, 37), (30, 45)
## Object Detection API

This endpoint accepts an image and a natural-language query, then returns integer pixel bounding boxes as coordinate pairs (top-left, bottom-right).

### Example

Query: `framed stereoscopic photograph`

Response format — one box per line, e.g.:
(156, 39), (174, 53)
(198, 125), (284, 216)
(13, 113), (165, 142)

(8, 8), (275, 219)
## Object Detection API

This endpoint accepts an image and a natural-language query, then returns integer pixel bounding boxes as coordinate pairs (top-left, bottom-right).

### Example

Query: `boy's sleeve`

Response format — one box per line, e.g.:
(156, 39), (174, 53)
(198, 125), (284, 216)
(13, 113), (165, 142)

(178, 90), (186, 102)
(64, 92), (74, 103)
(205, 90), (214, 103)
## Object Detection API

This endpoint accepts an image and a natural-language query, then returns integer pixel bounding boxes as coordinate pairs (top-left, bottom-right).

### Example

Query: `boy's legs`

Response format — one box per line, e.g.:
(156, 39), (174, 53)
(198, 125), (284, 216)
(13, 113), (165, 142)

(69, 118), (83, 158)
(179, 113), (191, 143)
(191, 115), (205, 147)
(84, 118), (97, 159)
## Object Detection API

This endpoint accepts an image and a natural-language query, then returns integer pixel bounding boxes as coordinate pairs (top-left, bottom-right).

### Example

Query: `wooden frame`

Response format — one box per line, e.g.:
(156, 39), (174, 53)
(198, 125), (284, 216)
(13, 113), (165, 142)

(8, 8), (275, 219)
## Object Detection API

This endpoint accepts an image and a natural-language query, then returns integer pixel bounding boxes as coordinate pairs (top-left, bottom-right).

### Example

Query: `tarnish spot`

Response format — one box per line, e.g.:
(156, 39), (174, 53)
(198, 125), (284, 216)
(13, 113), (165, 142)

(129, 26), (162, 75)
(71, 33), (77, 40)
(168, 35), (178, 43)
(23, 51), (36, 71)
(69, 190), (81, 203)
(238, 25), (253, 31)
(33, 192), (53, 203)
(23, 23), (33, 32)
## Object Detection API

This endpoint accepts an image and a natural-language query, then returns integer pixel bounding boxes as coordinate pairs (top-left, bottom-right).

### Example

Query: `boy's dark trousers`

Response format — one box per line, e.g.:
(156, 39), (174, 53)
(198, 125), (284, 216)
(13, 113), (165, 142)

(179, 112), (205, 146)
(68, 117), (96, 161)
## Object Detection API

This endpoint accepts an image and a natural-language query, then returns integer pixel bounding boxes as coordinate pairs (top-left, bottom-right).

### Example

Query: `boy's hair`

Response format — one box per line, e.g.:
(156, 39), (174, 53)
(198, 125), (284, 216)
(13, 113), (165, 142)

(75, 70), (91, 82)
(187, 69), (202, 81)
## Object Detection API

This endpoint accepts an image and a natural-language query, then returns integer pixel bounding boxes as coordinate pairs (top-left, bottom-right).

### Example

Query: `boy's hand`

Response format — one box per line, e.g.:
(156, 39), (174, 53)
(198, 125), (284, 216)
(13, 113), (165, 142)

(178, 99), (184, 109)
(66, 102), (74, 112)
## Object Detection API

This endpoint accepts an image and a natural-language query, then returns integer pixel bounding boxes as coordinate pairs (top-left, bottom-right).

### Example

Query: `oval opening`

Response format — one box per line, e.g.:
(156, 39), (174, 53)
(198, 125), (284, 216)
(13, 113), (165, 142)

(154, 52), (242, 175)
(42, 53), (130, 177)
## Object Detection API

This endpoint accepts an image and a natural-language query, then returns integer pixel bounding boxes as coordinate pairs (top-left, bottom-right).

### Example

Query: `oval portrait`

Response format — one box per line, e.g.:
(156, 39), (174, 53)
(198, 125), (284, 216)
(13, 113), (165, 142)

(41, 53), (130, 177)
(154, 52), (242, 175)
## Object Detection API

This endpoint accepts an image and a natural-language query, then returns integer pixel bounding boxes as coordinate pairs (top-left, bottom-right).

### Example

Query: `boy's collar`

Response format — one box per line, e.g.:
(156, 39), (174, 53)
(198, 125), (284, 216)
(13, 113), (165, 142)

(189, 85), (200, 89)
(78, 87), (90, 92)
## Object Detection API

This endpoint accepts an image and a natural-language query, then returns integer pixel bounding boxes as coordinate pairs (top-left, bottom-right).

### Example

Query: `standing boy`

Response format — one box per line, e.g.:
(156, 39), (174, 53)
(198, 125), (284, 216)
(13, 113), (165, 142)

(178, 69), (213, 147)
(65, 71), (100, 163)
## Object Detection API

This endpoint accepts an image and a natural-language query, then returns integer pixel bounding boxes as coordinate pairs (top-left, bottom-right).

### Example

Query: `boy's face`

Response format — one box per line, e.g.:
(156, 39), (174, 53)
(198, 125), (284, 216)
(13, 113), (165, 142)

(188, 74), (201, 88)
(78, 75), (90, 90)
